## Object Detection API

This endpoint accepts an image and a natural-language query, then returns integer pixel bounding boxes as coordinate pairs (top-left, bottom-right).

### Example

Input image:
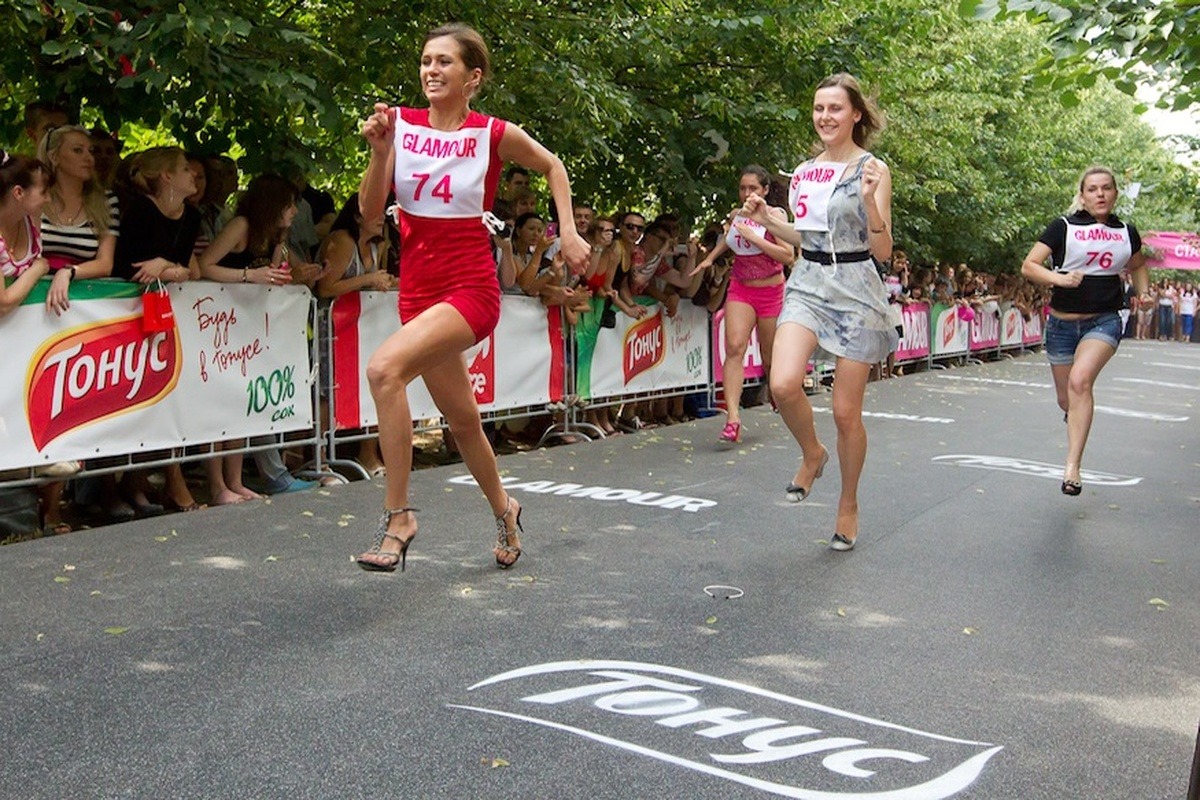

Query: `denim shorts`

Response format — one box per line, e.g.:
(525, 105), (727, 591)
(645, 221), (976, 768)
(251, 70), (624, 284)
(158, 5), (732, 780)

(1045, 312), (1122, 365)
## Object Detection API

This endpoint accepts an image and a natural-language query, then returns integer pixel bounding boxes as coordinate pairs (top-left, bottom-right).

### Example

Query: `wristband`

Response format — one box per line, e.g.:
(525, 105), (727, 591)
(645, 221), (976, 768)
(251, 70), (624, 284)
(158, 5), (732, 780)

(67, 266), (77, 282)
(242, 268), (248, 283)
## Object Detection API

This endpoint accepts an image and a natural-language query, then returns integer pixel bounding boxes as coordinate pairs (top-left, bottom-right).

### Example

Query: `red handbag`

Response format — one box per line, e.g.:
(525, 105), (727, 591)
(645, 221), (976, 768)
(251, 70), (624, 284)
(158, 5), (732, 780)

(142, 280), (175, 333)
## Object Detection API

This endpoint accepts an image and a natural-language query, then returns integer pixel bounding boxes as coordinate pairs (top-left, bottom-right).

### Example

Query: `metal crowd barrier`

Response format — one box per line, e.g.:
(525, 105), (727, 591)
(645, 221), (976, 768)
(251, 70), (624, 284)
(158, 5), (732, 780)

(2, 281), (1048, 491)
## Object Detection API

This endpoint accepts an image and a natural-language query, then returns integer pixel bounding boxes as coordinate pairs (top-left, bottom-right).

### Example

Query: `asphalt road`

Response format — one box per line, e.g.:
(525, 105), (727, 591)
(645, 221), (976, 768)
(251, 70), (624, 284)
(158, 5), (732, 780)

(2, 340), (1197, 799)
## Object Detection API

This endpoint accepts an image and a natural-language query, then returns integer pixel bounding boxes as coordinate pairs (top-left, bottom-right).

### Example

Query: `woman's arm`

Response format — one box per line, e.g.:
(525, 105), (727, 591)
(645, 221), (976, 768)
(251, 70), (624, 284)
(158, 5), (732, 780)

(733, 207), (795, 265)
(198, 217), (288, 285)
(1, 257), (50, 315)
(861, 157), (893, 263)
(498, 124), (588, 274)
(743, 194), (803, 247)
(1021, 241), (1080, 289)
(358, 103), (396, 225)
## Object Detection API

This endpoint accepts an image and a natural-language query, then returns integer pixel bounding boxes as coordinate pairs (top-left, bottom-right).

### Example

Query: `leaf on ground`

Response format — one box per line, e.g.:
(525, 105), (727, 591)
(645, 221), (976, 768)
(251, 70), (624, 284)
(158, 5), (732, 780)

(1148, 598), (1169, 609)
(263, 498), (272, 505)
(36, 633), (44, 642)
(264, 555), (278, 562)
(63, 564), (76, 571)
(301, 511), (314, 517)
(488, 758), (510, 769)
(154, 536), (169, 542)
(90, 591), (101, 596)
(836, 607), (846, 617)
(461, 587), (473, 595)
(962, 627), (978, 635)
(337, 520), (349, 527)
(318, 490), (331, 496)
(54, 576), (70, 584)
(104, 627), (129, 635)
(1150, 559), (1167, 564)
(340, 514), (355, 520)
(445, 487), (453, 492)
(706, 616), (718, 625)
(1107, 504), (1120, 510)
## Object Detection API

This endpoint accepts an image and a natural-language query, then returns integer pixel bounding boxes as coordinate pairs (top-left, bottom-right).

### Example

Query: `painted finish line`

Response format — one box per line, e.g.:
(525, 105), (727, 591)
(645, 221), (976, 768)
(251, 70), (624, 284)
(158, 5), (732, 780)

(447, 474), (718, 512)
(450, 660), (1002, 800)
(932, 455), (1142, 486)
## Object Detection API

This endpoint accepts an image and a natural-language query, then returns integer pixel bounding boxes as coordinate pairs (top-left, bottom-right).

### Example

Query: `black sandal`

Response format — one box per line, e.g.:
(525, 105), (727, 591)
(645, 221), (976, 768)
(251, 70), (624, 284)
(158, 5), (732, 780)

(1061, 480), (1082, 496)
(494, 498), (523, 569)
(357, 507), (419, 572)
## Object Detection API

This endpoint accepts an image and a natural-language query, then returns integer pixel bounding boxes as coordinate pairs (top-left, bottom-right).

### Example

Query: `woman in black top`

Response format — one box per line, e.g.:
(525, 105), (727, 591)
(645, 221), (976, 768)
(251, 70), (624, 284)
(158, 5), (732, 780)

(1020, 166), (1147, 495)
(113, 147), (201, 283)
(112, 146), (202, 513)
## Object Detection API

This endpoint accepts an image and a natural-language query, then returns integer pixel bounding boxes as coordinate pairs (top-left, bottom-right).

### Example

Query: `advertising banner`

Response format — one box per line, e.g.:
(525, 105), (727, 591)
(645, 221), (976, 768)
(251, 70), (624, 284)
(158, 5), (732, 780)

(1000, 306), (1024, 347)
(1143, 231), (1200, 271)
(1, 280), (313, 470)
(330, 292), (564, 430)
(930, 303), (968, 356)
(1023, 307), (1046, 346)
(968, 301), (1001, 352)
(895, 302), (930, 362)
(710, 307), (765, 386)
(574, 298), (709, 400)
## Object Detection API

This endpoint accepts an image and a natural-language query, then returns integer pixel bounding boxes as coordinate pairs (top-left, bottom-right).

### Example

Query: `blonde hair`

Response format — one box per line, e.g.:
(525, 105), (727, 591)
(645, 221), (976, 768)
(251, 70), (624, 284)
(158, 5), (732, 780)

(37, 124), (112, 236)
(1067, 165), (1118, 214)
(127, 146), (186, 197)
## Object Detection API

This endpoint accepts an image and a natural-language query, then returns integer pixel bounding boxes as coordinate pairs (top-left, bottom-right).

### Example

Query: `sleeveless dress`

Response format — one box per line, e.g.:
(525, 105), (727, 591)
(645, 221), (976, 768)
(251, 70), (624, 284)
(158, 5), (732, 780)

(391, 107), (507, 343)
(778, 154), (897, 363)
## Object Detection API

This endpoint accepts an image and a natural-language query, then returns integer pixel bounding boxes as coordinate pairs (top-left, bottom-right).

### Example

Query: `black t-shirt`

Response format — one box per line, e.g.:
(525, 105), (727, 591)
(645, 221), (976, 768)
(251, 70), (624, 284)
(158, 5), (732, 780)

(1038, 211), (1140, 314)
(112, 195), (201, 280)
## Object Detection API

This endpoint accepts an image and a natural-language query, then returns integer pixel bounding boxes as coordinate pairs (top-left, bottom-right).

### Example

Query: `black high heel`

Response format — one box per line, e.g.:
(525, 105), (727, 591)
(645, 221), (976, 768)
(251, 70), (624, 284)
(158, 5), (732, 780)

(494, 497), (523, 569)
(357, 507), (419, 572)
(786, 447), (830, 503)
(1061, 479), (1082, 496)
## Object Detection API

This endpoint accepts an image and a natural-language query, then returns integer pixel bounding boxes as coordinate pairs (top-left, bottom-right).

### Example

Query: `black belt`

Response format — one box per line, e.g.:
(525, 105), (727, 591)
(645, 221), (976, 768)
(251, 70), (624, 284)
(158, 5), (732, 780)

(801, 248), (872, 265)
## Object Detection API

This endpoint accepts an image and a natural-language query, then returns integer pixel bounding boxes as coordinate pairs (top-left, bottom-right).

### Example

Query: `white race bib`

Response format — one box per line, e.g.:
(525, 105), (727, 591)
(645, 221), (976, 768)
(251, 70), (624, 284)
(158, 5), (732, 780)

(393, 116), (495, 219)
(724, 215), (766, 255)
(1061, 220), (1132, 275)
(789, 161), (846, 232)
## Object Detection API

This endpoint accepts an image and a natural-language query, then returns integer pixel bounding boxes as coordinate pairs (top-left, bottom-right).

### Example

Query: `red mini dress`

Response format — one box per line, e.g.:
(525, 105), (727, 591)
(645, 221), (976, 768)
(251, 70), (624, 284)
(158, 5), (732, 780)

(391, 107), (507, 343)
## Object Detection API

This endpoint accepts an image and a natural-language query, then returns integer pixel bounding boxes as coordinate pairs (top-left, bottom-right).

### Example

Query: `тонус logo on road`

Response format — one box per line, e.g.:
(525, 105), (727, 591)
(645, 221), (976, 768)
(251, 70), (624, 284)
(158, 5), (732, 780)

(450, 660), (1001, 799)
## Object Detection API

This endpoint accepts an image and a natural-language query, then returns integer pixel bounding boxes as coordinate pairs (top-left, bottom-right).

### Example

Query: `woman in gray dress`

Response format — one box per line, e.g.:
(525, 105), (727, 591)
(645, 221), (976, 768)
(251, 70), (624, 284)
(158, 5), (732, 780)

(741, 73), (896, 551)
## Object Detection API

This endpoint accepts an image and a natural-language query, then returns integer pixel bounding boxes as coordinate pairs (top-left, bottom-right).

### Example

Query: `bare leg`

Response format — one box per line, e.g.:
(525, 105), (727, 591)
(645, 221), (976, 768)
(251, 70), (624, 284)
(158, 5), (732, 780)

(721, 301), (757, 427)
(769, 323), (827, 487)
(829, 358), (873, 541)
(757, 314), (779, 406)
(1062, 340), (1116, 485)
(357, 304), (477, 569)
(422, 355), (522, 565)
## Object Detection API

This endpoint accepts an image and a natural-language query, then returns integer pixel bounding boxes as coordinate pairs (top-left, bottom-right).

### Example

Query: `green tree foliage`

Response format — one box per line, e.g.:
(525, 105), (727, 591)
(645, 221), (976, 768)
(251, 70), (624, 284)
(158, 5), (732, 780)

(961, 0), (1200, 110)
(2, 0), (1195, 270)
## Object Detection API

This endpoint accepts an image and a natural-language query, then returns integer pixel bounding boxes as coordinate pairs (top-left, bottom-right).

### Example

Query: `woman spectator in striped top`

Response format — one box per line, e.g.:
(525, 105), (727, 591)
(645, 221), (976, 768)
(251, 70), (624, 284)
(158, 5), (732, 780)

(37, 125), (119, 316)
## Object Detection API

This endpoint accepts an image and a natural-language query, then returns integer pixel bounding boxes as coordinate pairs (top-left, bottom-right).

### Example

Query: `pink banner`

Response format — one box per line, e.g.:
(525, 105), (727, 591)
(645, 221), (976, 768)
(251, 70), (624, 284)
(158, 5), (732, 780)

(895, 302), (930, 361)
(1144, 231), (1200, 271)
(968, 301), (1001, 351)
(1022, 307), (1046, 345)
(711, 307), (766, 385)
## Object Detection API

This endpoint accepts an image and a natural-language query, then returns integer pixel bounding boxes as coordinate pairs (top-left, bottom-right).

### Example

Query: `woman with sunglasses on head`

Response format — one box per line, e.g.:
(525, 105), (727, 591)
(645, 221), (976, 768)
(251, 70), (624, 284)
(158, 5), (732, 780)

(691, 164), (794, 444)
(740, 73), (896, 552)
(1020, 166), (1147, 496)
(355, 22), (589, 572)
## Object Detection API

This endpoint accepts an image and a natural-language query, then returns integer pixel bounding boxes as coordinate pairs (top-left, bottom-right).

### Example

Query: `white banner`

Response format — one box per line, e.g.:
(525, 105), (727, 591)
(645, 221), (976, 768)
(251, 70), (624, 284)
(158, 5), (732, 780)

(579, 301), (709, 398)
(0, 282), (313, 470)
(330, 292), (564, 430)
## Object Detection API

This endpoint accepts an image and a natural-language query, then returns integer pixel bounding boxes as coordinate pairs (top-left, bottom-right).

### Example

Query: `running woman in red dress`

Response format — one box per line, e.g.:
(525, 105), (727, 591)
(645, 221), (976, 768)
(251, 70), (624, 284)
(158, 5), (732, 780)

(355, 23), (589, 572)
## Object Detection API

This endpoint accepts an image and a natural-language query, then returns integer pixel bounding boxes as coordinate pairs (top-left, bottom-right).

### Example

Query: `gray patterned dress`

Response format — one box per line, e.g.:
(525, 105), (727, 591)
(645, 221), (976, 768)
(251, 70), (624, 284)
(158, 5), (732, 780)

(778, 154), (898, 363)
